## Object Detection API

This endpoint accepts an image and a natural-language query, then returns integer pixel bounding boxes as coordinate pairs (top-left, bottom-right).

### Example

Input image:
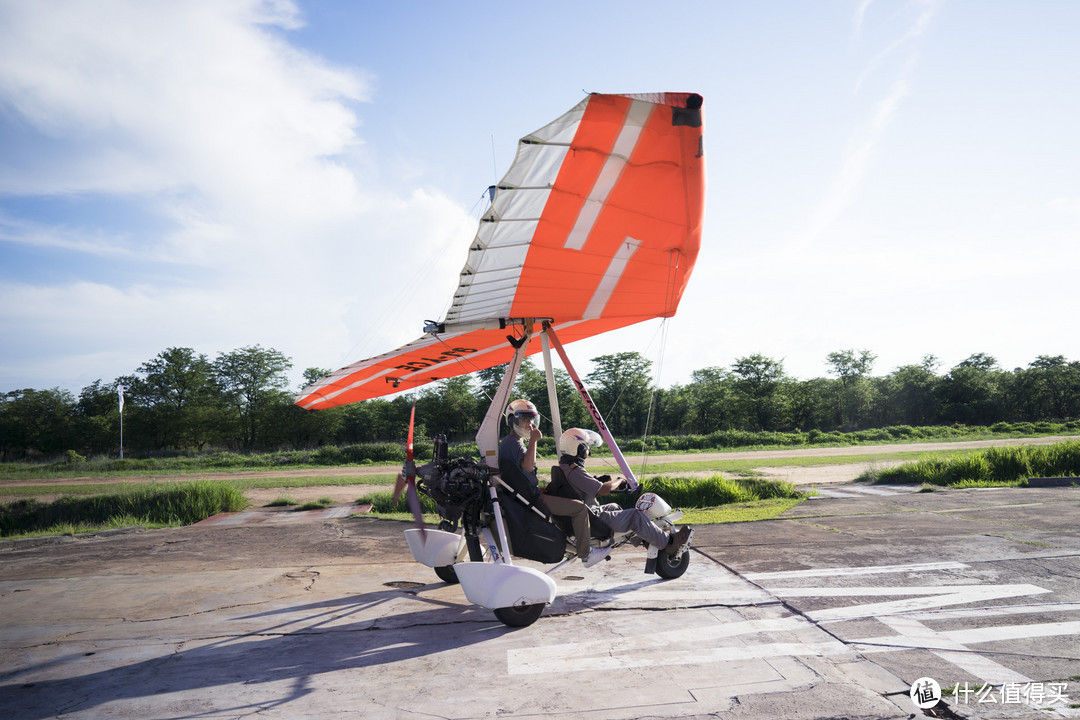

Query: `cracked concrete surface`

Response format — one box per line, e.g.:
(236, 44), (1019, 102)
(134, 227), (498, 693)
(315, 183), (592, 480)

(2, 487), (1080, 719)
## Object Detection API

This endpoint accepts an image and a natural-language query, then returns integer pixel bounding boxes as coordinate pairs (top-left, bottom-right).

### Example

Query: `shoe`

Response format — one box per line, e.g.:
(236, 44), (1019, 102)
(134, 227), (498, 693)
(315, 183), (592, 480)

(666, 526), (693, 558)
(582, 547), (611, 568)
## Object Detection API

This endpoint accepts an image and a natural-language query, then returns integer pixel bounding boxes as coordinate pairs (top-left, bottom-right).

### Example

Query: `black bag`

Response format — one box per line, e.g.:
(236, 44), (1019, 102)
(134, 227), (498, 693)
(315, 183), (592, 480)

(497, 487), (567, 563)
(493, 456), (566, 563)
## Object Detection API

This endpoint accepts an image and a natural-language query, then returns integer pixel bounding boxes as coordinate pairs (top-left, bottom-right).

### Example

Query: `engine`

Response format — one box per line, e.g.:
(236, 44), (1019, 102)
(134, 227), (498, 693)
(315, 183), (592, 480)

(413, 435), (492, 533)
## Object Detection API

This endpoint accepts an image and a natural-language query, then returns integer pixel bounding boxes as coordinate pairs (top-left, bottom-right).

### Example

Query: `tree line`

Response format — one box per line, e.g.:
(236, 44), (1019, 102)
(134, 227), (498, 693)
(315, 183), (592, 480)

(3, 345), (1080, 461)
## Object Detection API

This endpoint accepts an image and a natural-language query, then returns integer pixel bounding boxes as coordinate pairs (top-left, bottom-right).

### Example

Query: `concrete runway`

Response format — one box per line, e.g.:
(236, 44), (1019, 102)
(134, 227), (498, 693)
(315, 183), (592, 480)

(2, 485), (1079, 719)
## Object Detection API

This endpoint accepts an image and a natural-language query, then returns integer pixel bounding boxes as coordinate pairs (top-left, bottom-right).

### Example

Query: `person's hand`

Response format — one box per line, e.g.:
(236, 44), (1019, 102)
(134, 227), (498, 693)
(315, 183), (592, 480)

(529, 427), (542, 443)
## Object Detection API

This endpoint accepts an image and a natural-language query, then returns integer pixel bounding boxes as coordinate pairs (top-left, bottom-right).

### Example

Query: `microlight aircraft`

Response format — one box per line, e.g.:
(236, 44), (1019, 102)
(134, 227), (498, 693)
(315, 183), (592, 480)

(296, 92), (705, 626)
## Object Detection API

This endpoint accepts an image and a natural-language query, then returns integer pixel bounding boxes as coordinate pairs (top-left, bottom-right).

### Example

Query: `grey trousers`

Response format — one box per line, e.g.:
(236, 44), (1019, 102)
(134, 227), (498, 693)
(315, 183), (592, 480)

(595, 503), (669, 549)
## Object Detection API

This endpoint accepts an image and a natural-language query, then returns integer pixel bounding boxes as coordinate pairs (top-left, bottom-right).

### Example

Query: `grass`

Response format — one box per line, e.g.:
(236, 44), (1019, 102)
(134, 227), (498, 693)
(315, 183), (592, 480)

(0, 474), (397, 501)
(858, 440), (1080, 487)
(355, 474), (806, 525)
(6, 422), (1078, 480)
(0, 481), (248, 537)
(294, 497), (334, 511)
(8, 436), (1078, 535)
(681, 497), (803, 524)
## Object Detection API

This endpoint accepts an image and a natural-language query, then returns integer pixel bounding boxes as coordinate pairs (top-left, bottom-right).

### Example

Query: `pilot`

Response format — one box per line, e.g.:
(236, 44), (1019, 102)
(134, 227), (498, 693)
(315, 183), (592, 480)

(499, 399), (609, 567)
(557, 427), (692, 559)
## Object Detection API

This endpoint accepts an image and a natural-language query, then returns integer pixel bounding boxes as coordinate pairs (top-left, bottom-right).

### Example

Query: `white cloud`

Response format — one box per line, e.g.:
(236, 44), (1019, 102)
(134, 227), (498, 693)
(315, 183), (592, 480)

(0, 0), (472, 391)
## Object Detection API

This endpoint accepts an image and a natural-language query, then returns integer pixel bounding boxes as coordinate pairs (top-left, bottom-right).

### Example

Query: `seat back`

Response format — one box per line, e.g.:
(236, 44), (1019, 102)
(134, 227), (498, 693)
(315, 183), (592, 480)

(547, 465), (612, 540)
(546, 464), (586, 502)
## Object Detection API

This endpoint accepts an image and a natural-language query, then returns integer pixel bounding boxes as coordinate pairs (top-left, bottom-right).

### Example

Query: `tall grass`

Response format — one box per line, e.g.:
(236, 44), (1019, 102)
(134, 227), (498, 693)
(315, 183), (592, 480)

(868, 441), (1080, 486)
(606, 475), (801, 509)
(358, 474), (800, 516)
(0, 481), (248, 537)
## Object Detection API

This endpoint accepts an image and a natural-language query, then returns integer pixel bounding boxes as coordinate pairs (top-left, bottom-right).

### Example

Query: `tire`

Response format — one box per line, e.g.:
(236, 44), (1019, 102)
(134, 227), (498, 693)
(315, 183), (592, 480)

(655, 547), (690, 579)
(493, 603), (545, 628)
(434, 565), (459, 584)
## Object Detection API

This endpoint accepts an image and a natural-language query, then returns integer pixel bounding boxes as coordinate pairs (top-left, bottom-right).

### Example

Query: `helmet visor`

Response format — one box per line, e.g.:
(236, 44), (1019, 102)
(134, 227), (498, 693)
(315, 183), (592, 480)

(513, 412), (540, 431)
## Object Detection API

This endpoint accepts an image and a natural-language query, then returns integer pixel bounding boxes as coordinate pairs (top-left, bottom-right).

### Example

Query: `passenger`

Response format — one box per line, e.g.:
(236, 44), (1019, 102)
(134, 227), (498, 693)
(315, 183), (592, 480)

(499, 399), (609, 567)
(557, 427), (692, 559)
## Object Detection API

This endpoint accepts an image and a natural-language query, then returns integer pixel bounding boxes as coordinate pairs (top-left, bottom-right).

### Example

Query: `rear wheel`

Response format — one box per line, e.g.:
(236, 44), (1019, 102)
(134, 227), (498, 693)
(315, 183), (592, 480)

(434, 565), (459, 584)
(493, 603), (545, 628)
(655, 548), (690, 579)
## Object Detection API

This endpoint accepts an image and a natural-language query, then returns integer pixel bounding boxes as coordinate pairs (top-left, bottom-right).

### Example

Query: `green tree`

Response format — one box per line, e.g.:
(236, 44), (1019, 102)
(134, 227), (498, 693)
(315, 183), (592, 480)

(585, 352), (654, 437)
(1014, 355), (1080, 420)
(685, 366), (736, 433)
(0, 388), (77, 459)
(121, 347), (218, 450)
(938, 353), (1006, 425)
(878, 355), (941, 426)
(74, 380), (121, 455)
(786, 378), (833, 431)
(416, 375), (478, 441)
(731, 354), (786, 431)
(826, 349), (877, 429)
(212, 345), (293, 449)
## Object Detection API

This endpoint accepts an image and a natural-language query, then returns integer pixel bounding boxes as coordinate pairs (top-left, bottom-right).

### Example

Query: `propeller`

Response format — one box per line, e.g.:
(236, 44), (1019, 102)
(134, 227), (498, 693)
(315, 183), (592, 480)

(392, 402), (425, 537)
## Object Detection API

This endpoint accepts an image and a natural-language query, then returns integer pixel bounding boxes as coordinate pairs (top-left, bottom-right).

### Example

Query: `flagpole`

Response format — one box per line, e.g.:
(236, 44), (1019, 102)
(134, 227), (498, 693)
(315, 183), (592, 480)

(118, 384), (125, 459)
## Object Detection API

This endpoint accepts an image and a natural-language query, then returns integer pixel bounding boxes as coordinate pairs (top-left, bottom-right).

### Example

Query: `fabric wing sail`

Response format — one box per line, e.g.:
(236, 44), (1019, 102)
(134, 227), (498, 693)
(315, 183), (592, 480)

(296, 92), (705, 410)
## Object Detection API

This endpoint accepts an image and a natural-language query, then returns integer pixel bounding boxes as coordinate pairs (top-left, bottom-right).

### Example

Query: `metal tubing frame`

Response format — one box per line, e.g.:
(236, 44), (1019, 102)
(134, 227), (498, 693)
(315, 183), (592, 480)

(474, 323), (536, 566)
(540, 331), (563, 443)
(542, 322), (639, 490)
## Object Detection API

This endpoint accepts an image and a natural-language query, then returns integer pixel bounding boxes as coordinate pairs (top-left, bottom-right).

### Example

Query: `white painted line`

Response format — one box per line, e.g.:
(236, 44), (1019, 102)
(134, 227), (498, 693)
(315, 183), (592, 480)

(897, 601), (1080, 621)
(944, 620), (1080, 645)
(802, 584), (1052, 622)
(511, 615), (812, 668)
(775, 585), (1033, 598)
(838, 486), (904, 496)
(810, 489), (859, 498)
(745, 561), (969, 582)
(869, 615), (1031, 684)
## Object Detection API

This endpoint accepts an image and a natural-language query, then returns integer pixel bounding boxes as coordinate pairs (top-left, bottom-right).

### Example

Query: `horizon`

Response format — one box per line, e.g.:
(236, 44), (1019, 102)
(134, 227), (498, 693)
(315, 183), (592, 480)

(2, 1), (1078, 399)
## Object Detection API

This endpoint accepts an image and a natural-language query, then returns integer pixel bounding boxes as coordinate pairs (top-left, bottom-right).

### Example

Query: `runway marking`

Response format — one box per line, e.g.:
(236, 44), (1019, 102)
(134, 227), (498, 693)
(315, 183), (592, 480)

(789, 584), (1052, 622)
(511, 558), (1080, 702)
(859, 615), (1031, 683)
(898, 601), (1080, 621)
(807, 484), (918, 499)
(745, 561), (969, 581)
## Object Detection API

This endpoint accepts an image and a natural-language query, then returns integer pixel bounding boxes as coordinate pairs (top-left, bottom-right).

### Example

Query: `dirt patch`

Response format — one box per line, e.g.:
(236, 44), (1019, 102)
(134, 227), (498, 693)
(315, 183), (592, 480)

(244, 485), (384, 508)
(750, 461), (905, 486)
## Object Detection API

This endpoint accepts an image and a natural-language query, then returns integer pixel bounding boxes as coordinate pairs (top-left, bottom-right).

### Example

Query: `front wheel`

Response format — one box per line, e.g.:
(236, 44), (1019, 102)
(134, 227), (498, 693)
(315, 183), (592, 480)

(655, 548), (690, 579)
(434, 565), (459, 584)
(493, 603), (545, 628)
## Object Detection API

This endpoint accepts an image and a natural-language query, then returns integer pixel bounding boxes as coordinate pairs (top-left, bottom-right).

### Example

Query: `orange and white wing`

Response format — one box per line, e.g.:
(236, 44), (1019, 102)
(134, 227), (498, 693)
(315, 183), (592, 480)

(296, 92), (705, 410)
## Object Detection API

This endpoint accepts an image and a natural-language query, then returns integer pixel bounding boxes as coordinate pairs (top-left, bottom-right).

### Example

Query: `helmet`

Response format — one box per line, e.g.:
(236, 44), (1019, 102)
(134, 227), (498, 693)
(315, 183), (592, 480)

(504, 399), (540, 439)
(559, 427), (603, 461)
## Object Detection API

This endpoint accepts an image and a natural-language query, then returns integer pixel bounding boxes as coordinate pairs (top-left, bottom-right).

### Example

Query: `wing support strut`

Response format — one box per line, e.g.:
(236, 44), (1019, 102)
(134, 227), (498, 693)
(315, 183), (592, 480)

(542, 321), (639, 490)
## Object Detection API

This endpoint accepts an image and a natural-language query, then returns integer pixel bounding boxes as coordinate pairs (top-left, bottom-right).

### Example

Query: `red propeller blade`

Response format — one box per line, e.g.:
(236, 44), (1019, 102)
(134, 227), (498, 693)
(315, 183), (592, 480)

(402, 402), (424, 536)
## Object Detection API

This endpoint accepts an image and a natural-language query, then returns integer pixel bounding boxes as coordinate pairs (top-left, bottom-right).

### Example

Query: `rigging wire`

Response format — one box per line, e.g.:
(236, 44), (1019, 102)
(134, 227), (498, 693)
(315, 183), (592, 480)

(638, 249), (681, 476)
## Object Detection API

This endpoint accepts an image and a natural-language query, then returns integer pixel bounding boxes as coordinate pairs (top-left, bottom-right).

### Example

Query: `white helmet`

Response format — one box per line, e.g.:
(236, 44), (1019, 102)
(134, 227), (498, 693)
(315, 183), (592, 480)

(559, 427), (603, 460)
(505, 399), (540, 439)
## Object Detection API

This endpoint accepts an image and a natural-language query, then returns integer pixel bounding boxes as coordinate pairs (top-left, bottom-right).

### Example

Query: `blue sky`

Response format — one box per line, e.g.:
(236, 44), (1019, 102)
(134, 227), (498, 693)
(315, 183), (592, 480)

(1, 0), (1078, 398)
